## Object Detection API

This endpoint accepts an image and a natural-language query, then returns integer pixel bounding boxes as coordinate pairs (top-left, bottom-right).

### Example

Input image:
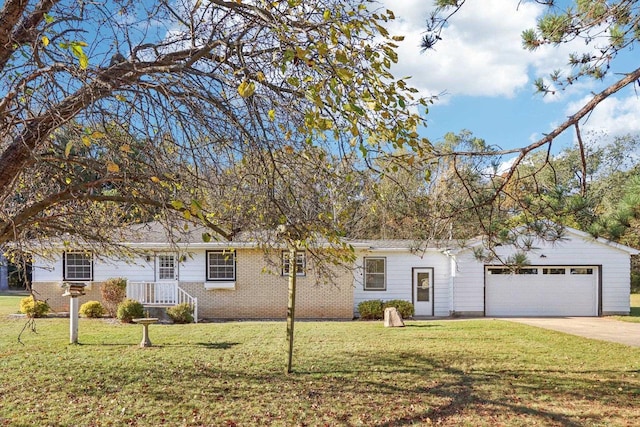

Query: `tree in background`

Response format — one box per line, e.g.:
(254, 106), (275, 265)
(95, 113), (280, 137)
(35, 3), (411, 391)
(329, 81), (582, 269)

(348, 131), (493, 242)
(421, 0), (640, 249)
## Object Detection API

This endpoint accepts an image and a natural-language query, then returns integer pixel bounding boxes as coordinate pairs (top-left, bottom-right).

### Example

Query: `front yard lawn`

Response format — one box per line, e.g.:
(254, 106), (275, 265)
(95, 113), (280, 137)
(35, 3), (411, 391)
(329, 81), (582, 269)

(1, 297), (639, 426)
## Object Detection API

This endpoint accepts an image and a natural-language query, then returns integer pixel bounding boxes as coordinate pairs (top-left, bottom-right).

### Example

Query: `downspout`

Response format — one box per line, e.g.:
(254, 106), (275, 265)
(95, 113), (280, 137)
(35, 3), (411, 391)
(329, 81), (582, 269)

(444, 249), (456, 316)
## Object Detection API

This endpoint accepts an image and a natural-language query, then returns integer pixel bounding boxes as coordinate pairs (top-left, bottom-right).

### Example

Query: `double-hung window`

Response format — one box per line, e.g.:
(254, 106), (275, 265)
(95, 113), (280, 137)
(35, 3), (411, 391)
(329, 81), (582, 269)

(64, 252), (93, 281)
(207, 250), (236, 281)
(364, 257), (386, 290)
(282, 251), (306, 276)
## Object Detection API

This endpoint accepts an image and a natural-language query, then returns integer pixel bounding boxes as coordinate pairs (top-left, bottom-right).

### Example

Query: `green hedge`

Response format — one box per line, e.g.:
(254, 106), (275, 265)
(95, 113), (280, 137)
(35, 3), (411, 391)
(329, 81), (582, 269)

(19, 296), (50, 318)
(166, 303), (194, 324)
(357, 299), (414, 320)
(116, 299), (144, 323)
(79, 301), (106, 318)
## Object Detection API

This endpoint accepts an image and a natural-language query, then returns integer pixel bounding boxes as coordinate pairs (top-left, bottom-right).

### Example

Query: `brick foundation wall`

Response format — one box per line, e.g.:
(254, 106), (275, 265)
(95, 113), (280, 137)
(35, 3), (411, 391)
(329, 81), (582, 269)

(182, 250), (354, 319)
(32, 282), (104, 313)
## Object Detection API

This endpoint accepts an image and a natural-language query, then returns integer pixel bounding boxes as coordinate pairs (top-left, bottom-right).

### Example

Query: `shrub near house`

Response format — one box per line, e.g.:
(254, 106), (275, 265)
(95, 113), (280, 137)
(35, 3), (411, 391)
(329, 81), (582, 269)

(19, 296), (50, 318)
(357, 300), (414, 320)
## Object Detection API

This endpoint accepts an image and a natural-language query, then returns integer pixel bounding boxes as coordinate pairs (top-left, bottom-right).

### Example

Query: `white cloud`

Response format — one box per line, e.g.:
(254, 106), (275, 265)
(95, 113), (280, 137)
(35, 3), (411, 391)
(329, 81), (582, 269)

(381, 0), (597, 102)
(381, 0), (541, 99)
(567, 93), (640, 139)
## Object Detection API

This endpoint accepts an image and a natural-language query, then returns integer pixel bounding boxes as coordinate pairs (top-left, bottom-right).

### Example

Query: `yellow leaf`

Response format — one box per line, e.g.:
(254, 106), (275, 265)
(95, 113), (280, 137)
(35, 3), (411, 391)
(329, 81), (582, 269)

(91, 131), (105, 138)
(256, 71), (265, 82)
(268, 109), (276, 121)
(115, 94), (126, 102)
(106, 162), (120, 173)
(64, 141), (73, 157)
(41, 36), (50, 47)
(237, 80), (256, 98)
(81, 135), (91, 147)
(284, 145), (294, 154)
(120, 144), (132, 153)
(79, 54), (88, 69)
(150, 176), (161, 183)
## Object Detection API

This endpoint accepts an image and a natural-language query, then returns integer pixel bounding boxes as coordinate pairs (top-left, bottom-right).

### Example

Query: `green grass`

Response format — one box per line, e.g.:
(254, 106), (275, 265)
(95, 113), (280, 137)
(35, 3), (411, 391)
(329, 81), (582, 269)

(0, 292), (26, 316)
(1, 298), (640, 426)
(614, 293), (640, 323)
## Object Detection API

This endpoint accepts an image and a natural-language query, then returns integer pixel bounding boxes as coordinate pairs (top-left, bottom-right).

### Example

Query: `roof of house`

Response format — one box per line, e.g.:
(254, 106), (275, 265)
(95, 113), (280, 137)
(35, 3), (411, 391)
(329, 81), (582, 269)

(39, 220), (640, 255)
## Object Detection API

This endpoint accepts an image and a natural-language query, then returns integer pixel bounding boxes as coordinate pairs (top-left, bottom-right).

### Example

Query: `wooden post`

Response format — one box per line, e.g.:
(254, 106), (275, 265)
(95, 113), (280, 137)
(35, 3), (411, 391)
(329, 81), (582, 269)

(69, 296), (79, 344)
(286, 246), (297, 374)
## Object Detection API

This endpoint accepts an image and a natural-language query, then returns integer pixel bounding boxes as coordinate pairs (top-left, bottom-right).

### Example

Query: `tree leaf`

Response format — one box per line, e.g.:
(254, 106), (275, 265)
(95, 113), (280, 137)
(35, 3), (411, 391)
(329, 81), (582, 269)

(41, 36), (50, 47)
(238, 80), (256, 97)
(64, 141), (73, 157)
(79, 54), (89, 70)
(106, 162), (120, 173)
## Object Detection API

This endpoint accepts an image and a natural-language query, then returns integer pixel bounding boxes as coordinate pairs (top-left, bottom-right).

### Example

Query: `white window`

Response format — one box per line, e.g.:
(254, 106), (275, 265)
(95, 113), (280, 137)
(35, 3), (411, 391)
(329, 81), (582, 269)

(282, 251), (306, 276)
(543, 268), (566, 275)
(157, 255), (176, 280)
(64, 252), (93, 281)
(364, 257), (386, 290)
(571, 267), (593, 275)
(207, 250), (236, 281)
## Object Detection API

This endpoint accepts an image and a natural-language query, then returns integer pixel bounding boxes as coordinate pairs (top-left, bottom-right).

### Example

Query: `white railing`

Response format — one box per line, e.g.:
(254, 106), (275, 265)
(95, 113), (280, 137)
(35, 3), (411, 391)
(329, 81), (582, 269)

(126, 281), (198, 323)
(177, 287), (198, 324)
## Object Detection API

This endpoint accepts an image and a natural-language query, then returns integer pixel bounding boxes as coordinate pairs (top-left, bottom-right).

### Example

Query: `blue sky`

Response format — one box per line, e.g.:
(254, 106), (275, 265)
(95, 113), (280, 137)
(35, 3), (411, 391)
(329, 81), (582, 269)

(381, 0), (640, 155)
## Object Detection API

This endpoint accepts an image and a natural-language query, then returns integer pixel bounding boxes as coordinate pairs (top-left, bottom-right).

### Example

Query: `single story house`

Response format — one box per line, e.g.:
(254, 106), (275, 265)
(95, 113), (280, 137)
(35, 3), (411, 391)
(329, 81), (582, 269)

(31, 223), (639, 319)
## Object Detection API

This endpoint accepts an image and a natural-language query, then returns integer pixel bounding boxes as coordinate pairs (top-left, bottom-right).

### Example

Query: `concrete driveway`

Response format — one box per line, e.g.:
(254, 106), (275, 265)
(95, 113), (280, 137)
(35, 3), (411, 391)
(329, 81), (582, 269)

(505, 317), (640, 347)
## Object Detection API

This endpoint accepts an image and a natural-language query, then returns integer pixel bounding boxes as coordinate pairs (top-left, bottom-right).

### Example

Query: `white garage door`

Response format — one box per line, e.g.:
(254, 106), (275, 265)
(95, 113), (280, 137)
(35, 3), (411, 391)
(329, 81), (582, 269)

(485, 266), (598, 316)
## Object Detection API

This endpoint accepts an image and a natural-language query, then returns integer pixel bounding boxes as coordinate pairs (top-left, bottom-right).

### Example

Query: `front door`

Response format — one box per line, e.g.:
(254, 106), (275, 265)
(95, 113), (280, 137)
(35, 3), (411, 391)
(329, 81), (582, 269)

(155, 254), (177, 304)
(413, 268), (433, 316)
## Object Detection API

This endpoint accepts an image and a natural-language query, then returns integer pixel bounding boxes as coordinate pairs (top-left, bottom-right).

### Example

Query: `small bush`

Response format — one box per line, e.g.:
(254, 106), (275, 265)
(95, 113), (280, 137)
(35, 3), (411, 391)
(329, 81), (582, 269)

(357, 300), (384, 320)
(384, 300), (414, 319)
(101, 277), (127, 317)
(79, 301), (106, 318)
(19, 296), (50, 318)
(166, 303), (194, 324)
(116, 299), (144, 323)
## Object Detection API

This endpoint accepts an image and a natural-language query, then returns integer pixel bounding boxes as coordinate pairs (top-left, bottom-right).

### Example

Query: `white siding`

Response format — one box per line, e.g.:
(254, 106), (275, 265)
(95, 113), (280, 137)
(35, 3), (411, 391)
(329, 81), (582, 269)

(353, 250), (451, 317)
(93, 255), (154, 282)
(453, 232), (634, 315)
(32, 254), (63, 282)
(178, 250), (206, 282)
(450, 252), (485, 315)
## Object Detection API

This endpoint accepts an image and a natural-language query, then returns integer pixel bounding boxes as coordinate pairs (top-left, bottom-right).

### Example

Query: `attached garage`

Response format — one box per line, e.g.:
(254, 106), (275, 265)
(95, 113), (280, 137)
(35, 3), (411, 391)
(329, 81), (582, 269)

(485, 266), (599, 316)
(451, 226), (639, 317)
